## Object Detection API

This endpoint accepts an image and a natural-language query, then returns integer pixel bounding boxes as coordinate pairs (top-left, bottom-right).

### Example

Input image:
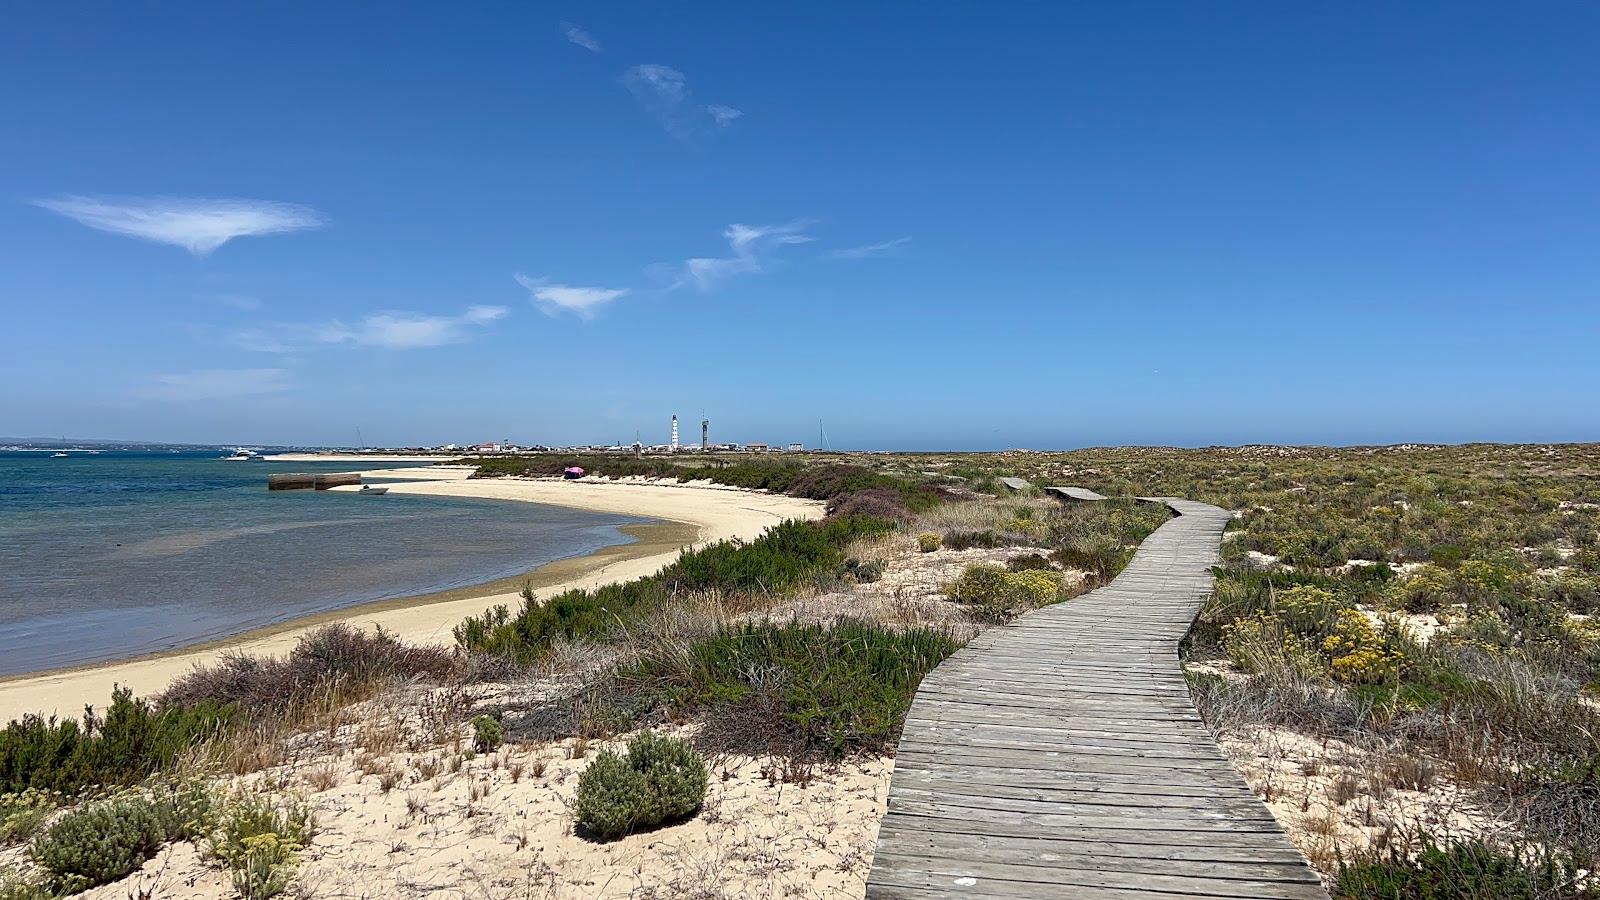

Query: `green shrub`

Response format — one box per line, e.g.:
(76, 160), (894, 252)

(0, 790), (58, 847)
(1051, 545), (1132, 580)
(942, 530), (1002, 550)
(943, 564), (1065, 620)
(625, 731), (709, 825)
(204, 791), (313, 900)
(1006, 553), (1055, 572)
(471, 716), (503, 753)
(0, 867), (51, 900)
(917, 533), (941, 553)
(837, 557), (886, 584)
(0, 687), (232, 797)
(575, 733), (707, 841)
(455, 516), (894, 662)
(1333, 835), (1596, 899)
(29, 794), (175, 893)
(597, 620), (959, 760)
(573, 750), (647, 840)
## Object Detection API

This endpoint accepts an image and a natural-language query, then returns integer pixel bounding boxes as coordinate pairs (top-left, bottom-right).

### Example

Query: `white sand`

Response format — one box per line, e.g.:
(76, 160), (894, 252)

(0, 471), (823, 722)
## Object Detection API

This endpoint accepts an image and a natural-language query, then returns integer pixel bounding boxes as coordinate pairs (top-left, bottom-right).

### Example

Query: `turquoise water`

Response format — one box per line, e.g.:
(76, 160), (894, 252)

(0, 451), (644, 674)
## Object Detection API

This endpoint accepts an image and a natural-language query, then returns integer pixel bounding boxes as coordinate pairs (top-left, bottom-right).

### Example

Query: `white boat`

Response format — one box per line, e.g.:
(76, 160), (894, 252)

(51, 452), (68, 458)
(222, 448), (262, 461)
(358, 485), (389, 495)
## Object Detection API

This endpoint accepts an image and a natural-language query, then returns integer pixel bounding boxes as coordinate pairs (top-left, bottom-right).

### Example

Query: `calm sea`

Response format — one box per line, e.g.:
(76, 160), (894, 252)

(0, 451), (645, 675)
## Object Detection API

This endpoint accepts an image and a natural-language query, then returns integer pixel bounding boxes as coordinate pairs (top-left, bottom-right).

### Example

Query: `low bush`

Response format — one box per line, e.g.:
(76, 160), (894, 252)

(1333, 835), (1597, 899)
(0, 688), (232, 797)
(0, 790), (58, 847)
(29, 793), (177, 893)
(160, 624), (458, 715)
(455, 517), (895, 662)
(942, 530), (1003, 550)
(828, 557), (883, 585)
(471, 716), (503, 753)
(826, 487), (914, 522)
(0, 868), (50, 900)
(594, 620), (959, 760)
(1006, 553), (1055, 572)
(917, 533), (941, 553)
(575, 732), (707, 841)
(944, 564), (1065, 620)
(204, 791), (313, 900)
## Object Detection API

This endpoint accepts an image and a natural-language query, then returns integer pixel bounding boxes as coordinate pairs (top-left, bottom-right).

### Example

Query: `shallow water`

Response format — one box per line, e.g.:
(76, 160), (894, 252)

(0, 451), (645, 674)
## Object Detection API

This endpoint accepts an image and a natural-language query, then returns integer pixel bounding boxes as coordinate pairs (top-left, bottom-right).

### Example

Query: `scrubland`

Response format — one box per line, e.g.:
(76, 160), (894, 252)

(1, 461), (1158, 899)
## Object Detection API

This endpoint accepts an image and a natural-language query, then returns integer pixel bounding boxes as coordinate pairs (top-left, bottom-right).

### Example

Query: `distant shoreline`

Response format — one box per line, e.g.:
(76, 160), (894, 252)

(0, 471), (825, 721)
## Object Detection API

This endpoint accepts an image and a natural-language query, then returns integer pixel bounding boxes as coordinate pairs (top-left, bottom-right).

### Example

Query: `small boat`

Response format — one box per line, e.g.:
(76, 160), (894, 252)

(222, 448), (261, 461)
(358, 485), (389, 495)
(51, 452), (68, 458)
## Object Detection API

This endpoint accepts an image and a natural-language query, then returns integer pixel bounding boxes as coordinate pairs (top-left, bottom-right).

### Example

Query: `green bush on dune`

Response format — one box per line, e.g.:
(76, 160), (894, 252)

(454, 516), (895, 662)
(1333, 835), (1598, 900)
(29, 793), (181, 893)
(0, 688), (232, 797)
(593, 619), (960, 760)
(575, 732), (708, 841)
(943, 563), (1065, 620)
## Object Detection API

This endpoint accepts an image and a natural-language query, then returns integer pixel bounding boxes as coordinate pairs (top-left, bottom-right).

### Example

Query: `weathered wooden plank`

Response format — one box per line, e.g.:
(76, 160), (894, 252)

(865, 492), (1325, 899)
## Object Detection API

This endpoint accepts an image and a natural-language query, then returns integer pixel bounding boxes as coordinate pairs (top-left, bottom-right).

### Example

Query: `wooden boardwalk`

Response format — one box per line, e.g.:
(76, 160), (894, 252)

(866, 496), (1327, 899)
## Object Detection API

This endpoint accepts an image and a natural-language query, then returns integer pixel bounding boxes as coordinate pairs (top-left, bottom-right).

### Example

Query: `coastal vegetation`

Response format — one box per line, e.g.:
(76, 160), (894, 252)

(9, 444), (1597, 896)
(574, 731), (708, 841)
(2, 451), (1179, 896)
(957, 444), (1600, 890)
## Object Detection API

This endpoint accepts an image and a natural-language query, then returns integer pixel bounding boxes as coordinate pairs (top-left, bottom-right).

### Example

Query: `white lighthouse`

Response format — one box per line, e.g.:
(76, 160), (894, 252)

(670, 415), (679, 452)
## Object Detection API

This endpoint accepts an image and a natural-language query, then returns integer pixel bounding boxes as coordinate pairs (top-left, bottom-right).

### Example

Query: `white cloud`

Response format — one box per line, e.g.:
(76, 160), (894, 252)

(829, 237), (912, 259)
(707, 105), (743, 127)
(676, 221), (812, 291)
(514, 274), (628, 318)
(234, 306), (507, 352)
(316, 306), (507, 349)
(562, 21), (600, 51)
(138, 368), (294, 402)
(33, 196), (325, 256)
(621, 65), (740, 140)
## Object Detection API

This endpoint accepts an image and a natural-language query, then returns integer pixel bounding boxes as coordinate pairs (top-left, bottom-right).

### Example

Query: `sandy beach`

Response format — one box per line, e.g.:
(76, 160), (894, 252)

(0, 468), (823, 722)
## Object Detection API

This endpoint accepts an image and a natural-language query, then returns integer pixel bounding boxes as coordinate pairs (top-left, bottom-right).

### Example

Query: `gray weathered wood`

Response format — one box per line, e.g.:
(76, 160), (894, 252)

(866, 492), (1327, 898)
(1043, 485), (1108, 501)
(1000, 477), (1033, 491)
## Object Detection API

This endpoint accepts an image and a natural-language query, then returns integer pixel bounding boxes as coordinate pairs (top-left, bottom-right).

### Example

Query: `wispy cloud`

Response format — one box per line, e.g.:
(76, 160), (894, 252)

(316, 306), (507, 349)
(33, 196), (325, 256)
(707, 105), (743, 127)
(674, 221), (813, 291)
(621, 65), (741, 140)
(514, 274), (627, 318)
(233, 306), (507, 352)
(137, 368), (294, 402)
(562, 21), (600, 51)
(829, 237), (912, 259)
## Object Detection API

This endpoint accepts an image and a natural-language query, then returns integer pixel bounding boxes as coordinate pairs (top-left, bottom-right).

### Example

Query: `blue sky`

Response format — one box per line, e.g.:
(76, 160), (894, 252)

(2, 3), (1597, 450)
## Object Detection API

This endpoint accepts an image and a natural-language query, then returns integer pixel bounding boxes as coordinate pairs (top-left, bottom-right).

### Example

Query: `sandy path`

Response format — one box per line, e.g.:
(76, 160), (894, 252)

(0, 470), (823, 722)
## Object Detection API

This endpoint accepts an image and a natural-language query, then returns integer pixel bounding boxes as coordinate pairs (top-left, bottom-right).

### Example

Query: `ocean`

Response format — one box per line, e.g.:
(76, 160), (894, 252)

(0, 451), (645, 675)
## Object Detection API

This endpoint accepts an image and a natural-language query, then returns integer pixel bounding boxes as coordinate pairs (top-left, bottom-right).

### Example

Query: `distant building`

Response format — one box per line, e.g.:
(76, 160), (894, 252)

(746, 442), (769, 452)
(786, 442), (804, 453)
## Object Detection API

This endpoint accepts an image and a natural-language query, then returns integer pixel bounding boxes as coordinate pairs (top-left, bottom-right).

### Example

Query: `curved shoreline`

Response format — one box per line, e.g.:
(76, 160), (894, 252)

(0, 471), (824, 721)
